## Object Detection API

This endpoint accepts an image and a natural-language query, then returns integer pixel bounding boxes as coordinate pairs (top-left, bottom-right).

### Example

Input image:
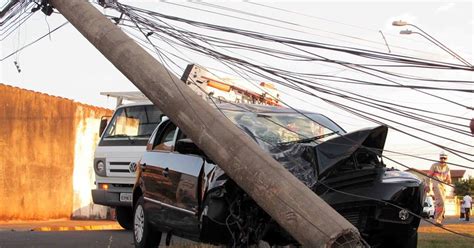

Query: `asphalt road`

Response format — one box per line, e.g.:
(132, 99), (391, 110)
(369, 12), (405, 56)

(0, 217), (468, 248)
(0, 230), (196, 248)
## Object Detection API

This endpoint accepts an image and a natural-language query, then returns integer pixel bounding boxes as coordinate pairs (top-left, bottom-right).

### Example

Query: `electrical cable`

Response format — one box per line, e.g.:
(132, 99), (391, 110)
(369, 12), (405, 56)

(0, 21), (69, 61)
(113, 1), (472, 165)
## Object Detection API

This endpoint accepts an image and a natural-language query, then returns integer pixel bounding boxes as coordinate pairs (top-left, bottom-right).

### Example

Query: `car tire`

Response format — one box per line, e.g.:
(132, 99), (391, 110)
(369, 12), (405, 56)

(116, 206), (133, 230)
(133, 196), (162, 248)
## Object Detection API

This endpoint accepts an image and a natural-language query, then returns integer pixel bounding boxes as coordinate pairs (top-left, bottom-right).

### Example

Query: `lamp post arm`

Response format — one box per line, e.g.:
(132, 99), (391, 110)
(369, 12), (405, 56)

(408, 24), (472, 67)
(411, 31), (469, 66)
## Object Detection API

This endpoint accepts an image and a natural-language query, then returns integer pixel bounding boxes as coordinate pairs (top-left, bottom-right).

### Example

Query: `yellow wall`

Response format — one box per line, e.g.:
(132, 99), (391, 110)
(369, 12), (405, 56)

(0, 84), (111, 220)
(71, 107), (110, 219)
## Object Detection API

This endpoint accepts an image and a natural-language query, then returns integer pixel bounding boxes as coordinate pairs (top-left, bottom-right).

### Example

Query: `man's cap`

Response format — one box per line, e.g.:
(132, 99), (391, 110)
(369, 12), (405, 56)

(439, 151), (448, 158)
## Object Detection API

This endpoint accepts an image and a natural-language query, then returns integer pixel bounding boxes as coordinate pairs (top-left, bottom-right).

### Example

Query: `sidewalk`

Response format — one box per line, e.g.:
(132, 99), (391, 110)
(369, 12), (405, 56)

(0, 219), (122, 232)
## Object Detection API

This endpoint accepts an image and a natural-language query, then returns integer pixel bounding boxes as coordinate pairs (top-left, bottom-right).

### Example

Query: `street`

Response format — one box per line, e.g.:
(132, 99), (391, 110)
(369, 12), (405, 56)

(0, 230), (133, 248)
(0, 230), (200, 248)
(0, 219), (203, 248)
(1, 217), (472, 248)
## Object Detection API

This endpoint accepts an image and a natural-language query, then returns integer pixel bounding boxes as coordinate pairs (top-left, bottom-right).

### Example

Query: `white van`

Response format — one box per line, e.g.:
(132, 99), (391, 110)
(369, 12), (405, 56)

(91, 92), (162, 229)
(422, 196), (435, 218)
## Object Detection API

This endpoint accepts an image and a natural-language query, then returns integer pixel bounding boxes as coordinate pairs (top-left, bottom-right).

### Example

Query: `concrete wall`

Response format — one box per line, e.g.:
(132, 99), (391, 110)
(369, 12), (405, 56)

(71, 108), (109, 219)
(0, 84), (111, 220)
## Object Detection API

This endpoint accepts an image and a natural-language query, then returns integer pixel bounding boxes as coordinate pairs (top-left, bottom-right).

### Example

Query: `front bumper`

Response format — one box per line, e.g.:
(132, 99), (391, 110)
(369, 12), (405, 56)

(92, 188), (133, 207)
(318, 178), (423, 246)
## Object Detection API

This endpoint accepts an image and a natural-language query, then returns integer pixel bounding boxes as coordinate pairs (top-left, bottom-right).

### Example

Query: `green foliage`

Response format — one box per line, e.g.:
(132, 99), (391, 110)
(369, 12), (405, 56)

(418, 233), (473, 248)
(454, 177), (474, 197)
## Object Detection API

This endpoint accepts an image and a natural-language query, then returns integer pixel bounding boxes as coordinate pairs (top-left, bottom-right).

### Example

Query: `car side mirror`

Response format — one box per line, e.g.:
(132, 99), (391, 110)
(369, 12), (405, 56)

(99, 116), (109, 137)
(175, 138), (203, 156)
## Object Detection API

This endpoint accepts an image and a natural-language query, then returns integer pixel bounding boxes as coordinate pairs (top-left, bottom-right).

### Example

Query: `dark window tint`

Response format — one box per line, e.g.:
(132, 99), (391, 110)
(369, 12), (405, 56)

(153, 121), (177, 149)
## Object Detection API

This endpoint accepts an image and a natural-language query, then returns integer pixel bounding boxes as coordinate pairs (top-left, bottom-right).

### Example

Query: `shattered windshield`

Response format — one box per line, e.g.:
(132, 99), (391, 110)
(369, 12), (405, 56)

(222, 108), (344, 187)
(222, 110), (344, 145)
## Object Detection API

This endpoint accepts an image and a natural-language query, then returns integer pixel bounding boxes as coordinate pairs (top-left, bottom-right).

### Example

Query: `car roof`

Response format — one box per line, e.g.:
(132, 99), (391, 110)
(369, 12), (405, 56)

(215, 103), (322, 115)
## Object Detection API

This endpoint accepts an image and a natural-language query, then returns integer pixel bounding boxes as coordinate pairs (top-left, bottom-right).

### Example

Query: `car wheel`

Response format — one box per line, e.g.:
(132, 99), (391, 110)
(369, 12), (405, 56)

(116, 206), (133, 230)
(133, 196), (162, 248)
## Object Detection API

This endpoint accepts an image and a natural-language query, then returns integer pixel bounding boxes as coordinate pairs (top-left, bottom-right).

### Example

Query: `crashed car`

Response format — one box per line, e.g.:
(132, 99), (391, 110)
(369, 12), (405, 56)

(131, 103), (423, 248)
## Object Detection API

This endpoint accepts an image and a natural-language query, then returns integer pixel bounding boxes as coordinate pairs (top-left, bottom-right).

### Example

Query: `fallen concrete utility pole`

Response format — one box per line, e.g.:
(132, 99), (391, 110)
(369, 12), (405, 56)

(50, 0), (361, 246)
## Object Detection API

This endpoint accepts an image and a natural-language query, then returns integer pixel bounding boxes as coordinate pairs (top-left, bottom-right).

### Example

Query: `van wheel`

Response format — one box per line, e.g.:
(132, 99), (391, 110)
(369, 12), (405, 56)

(116, 207), (133, 230)
(134, 196), (162, 248)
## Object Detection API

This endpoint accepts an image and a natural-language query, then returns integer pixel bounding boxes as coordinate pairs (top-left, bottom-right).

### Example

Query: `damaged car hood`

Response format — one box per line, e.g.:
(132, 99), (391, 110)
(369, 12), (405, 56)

(256, 125), (388, 187)
(315, 125), (388, 177)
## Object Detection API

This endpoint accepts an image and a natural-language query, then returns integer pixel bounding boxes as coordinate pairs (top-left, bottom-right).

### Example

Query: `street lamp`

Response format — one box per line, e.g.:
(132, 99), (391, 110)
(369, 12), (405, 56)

(392, 20), (472, 68)
(392, 20), (408, 27)
(399, 29), (414, 35)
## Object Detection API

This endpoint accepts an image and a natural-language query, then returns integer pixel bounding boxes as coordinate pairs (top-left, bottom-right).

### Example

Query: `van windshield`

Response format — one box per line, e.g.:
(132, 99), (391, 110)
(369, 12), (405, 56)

(103, 105), (162, 142)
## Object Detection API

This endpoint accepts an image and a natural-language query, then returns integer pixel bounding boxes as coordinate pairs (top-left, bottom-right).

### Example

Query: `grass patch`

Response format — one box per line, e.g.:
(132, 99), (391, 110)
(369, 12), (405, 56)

(418, 233), (473, 248)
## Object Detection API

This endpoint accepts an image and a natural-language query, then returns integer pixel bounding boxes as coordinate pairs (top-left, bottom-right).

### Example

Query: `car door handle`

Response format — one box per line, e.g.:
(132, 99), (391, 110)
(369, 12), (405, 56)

(163, 167), (169, 177)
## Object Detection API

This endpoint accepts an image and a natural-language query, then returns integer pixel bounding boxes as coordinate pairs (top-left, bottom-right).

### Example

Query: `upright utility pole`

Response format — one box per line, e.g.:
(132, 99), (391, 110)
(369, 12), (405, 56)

(50, 0), (360, 246)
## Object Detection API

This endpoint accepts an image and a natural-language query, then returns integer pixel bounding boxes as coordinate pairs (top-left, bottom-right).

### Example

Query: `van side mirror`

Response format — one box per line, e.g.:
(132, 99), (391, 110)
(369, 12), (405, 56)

(175, 138), (203, 156)
(99, 116), (110, 137)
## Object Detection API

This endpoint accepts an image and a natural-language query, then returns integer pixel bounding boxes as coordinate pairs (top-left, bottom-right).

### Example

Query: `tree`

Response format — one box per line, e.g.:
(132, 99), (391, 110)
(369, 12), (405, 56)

(454, 177), (474, 196)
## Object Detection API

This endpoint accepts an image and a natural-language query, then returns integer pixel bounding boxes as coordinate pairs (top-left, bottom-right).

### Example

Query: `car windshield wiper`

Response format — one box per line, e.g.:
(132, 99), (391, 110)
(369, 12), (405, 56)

(277, 131), (339, 145)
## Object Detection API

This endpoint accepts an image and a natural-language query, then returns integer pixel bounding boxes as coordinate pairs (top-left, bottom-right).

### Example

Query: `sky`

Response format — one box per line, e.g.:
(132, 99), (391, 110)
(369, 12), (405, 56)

(1, 0), (473, 175)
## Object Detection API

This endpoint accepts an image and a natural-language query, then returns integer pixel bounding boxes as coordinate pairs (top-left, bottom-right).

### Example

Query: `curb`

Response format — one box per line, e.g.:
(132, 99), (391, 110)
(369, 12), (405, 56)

(33, 224), (123, 232)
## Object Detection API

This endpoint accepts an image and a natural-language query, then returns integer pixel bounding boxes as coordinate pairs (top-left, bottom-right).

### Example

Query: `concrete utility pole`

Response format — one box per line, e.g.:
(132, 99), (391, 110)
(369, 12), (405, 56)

(50, 0), (361, 246)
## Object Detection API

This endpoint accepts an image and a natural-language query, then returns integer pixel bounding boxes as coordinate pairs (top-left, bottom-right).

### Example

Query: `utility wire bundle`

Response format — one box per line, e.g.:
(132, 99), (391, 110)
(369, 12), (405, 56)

(106, 1), (472, 167)
(1, 0), (34, 41)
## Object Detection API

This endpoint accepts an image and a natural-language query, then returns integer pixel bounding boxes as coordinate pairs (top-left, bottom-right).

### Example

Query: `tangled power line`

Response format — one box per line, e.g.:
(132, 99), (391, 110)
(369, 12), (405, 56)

(109, 1), (472, 159)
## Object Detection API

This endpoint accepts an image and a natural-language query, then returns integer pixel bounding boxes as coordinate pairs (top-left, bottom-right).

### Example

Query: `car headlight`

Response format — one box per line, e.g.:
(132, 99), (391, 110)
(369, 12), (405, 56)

(94, 158), (107, 177)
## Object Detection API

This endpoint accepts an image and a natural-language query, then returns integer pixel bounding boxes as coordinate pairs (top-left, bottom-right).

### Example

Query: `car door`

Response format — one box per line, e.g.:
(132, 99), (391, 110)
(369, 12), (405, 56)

(141, 120), (178, 205)
(169, 129), (204, 213)
(141, 120), (203, 238)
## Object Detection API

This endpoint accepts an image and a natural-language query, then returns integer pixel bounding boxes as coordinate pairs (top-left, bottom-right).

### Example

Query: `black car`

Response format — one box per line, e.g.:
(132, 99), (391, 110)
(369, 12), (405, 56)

(131, 103), (423, 247)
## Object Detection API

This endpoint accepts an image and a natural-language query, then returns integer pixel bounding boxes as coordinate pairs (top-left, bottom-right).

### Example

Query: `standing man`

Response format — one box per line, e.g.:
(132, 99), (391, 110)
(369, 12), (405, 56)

(427, 152), (452, 225)
(462, 192), (472, 221)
